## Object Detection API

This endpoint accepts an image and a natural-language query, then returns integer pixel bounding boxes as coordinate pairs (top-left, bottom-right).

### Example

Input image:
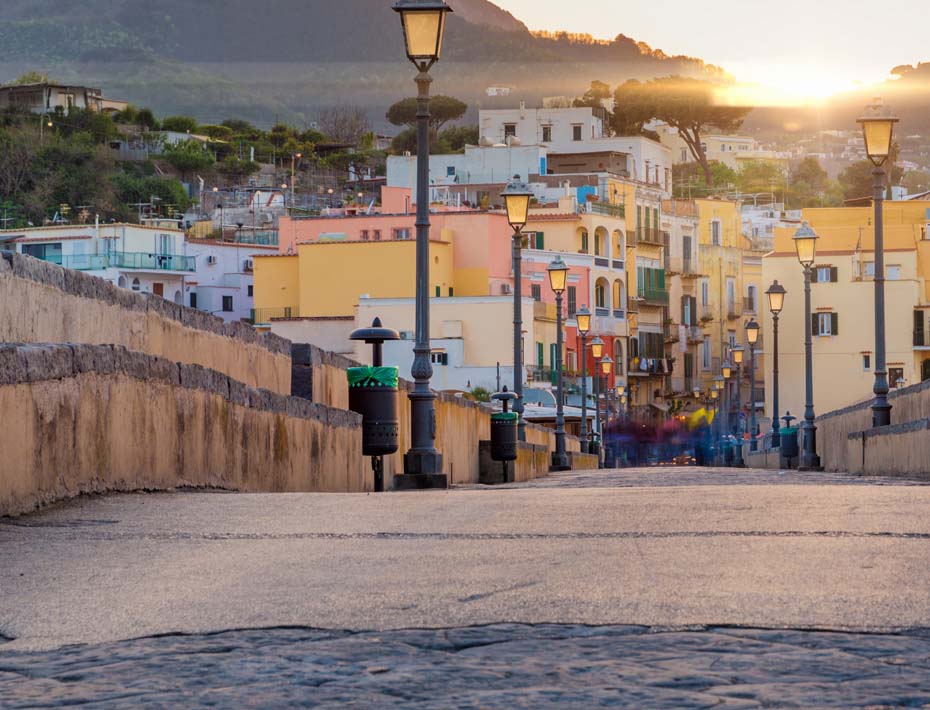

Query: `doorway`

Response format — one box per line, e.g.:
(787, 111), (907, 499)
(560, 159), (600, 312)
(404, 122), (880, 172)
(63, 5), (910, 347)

(922, 359), (930, 382)
(152, 283), (164, 297)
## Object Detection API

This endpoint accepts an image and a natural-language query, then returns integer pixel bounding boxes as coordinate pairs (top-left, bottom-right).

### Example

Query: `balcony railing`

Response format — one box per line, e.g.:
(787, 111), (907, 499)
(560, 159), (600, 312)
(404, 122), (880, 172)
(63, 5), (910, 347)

(626, 230), (637, 248)
(249, 307), (296, 324)
(611, 259), (624, 270)
(594, 257), (609, 267)
(637, 285), (670, 305)
(726, 302), (740, 319)
(639, 228), (664, 246)
(588, 201), (625, 218)
(30, 251), (196, 273)
(700, 305), (714, 322)
(594, 306), (610, 317)
(110, 251), (196, 272)
(914, 330), (928, 347)
(527, 366), (558, 386)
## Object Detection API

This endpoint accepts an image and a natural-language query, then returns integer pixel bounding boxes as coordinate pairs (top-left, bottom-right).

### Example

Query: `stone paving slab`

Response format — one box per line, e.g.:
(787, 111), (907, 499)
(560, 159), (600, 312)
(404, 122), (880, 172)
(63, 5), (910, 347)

(3, 624), (930, 708)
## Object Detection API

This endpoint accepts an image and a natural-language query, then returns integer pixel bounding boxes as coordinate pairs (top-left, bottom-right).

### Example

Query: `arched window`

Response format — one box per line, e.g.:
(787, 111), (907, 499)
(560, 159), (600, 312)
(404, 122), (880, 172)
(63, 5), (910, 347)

(614, 339), (624, 375)
(595, 279), (608, 309)
(612, 279), (624, 313)
(117, 276), (127, 289)
(578, 228), (589, 253)
(613, 229), (624, 255)
(173, 290), (182, 305)
(746, 285), (757, 314)
(131, 278), (141, 292)
(594, 227), (609, 258)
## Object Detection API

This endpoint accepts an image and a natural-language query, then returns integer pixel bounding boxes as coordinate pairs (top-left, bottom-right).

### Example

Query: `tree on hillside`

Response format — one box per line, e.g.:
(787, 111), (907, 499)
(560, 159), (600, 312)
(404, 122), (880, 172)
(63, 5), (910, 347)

(11, 71), (49, 85)
(839, 158), (904, 202)
(160, 115), (198, 133)
(386, 96), (467, 132)
(573, 80), (612, 110)
(161, 139), (214, 182)
(317, 106), (371, 146)
(672, 161), (737, 198)
(735, 160), (786, 196)
(612, 77), (752, 184)
(785, 156), (842, 208)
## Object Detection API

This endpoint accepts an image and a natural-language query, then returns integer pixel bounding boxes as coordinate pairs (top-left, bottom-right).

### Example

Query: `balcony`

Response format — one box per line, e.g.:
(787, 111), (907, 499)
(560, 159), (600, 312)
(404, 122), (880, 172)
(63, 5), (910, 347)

(726, 302), (741, 320)
(594, 307), (610, 317)
(626, 230), (637, 248)
(594, 257), (609, 268)
(110, 251), (196, 272)
(527, 366), (558, 387)
(588, 201), (625, 218)
(36, 254), (110, 271)
(611, 259), (624, 270)
(638, 228), (664, 246)
(915, 330), (929, 349)
(636, 285), (669, 306)
(700, 305), (715, 322)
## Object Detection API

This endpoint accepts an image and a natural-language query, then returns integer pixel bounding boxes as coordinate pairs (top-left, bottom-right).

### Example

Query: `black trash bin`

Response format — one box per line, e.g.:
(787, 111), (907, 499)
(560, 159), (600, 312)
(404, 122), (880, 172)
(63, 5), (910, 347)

(347, 366), (399, 457)
(779, 426), (799, 460)
(489, 412), (519, 462)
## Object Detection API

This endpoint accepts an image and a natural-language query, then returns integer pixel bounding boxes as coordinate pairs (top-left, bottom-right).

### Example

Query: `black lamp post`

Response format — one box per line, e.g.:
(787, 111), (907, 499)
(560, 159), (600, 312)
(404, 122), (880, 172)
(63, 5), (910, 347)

(765, 280), (786, 448)
(721, 358), (732, 437)
(590, 335), (604, 457)
(857, 98), (899, 429)
(547, 255), (570, 470)
(745, 319), (760, 452)
(731, 346), (744, 441)
(794, 222), (822, 470)
(599, 355), (613, 468)
(616, 383), (625, 423)
(501, 175), (533, 443)
(576, 305), (592, 452)
(393, 0), (452, 488)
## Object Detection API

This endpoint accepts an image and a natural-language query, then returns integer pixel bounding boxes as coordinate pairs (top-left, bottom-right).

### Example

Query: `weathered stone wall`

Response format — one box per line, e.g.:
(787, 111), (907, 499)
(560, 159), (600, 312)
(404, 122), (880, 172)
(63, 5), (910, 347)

(846, 419), (930, 479)
(0, 343), (365, 517)
(0, 252), (291, 394)
(817, 378), (930, 473)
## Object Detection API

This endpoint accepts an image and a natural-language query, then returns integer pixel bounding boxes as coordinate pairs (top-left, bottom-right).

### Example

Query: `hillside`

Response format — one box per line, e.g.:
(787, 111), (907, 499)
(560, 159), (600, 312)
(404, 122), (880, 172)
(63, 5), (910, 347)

(0, 0), (724, 126)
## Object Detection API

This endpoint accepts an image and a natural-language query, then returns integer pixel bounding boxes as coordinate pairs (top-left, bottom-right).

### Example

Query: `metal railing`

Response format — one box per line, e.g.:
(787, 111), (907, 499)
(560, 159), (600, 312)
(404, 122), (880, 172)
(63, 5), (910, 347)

(110, 251), (196, 272)
(666, 256), (698, 276)
(37, 254), (110, 270)
(249, 307), (296, 324)
(637, 284), (670, 305)
(726, 302), (740, 319)
(587, 201), (625, 218)
(639, 228), (664, 246)
(528, 366), (558, 386)
(743, 296), (757, 314)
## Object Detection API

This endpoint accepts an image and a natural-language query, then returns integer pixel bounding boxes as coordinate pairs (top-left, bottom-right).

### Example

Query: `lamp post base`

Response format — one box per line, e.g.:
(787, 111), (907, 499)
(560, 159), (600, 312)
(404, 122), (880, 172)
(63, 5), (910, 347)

(550, 452), (571, 471)
(798, 454), (822, 472)
(397, 450), (446, 489)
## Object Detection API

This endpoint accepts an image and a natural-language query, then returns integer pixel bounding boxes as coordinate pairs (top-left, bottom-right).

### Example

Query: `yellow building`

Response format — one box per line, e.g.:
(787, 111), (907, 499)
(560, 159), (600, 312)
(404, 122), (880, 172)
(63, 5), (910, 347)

(761, 201), (930, 422)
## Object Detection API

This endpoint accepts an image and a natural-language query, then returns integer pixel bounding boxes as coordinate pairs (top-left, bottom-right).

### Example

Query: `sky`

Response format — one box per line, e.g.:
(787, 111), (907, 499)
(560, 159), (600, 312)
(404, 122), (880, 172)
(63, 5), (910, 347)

(491, 0), (927, 103)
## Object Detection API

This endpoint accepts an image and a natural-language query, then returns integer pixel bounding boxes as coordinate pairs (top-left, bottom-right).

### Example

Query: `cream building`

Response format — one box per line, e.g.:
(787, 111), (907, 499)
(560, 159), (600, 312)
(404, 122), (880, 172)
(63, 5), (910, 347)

(761, 201), (930, 422)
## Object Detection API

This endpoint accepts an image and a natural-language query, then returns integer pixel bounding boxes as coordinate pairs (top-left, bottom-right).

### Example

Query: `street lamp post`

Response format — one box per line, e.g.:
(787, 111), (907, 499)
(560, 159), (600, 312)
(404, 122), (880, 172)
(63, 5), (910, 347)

(722, 358), (732, 437)
(857, 98), (899, 429)
(765, 281), (786, 448)
(547, 256), (570, 470)
(731, 347), (744, 440)
(393, 0), (452, 488)
(576, 306), (592, 452)
(501, 176), (534, 443)
(599, 355), (613, 469)
(745, 319), (760, 452)
(590, 336), (604, 458)
(616, 384), (625, 423)
(794, 222), (822, 470)
(714, 375), (725, 462)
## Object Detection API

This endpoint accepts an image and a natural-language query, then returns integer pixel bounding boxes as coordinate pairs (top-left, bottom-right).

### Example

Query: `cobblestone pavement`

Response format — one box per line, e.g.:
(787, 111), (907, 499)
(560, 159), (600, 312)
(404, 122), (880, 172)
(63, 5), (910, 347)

(3, 467), (930, 707)
(3, 624), (930, 708)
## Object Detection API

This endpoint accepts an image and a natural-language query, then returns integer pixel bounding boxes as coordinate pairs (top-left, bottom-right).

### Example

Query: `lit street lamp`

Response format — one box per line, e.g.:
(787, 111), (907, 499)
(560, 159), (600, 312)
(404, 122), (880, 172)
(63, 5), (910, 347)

(547, 255), (570, 470)
(599, 355), (613, 469)
(616, 383), (625, 422)
(502, 175), (534, 442)
(590, 335), (604, 456)
(575, 306), (592, 452)
(794, 222), (822, 470)
(393, 0), (452, 488)
(745, 319), (760, 452)
(765, 280), (786, 447)
(857, 98), (899, 429)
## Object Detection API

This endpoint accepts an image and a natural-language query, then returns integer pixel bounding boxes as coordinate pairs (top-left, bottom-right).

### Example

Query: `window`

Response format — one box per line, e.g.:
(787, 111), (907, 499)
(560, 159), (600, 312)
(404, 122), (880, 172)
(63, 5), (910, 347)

(580, 230), (589, 253)
(595, 282), (607, 308)
(726, 278), (736, 313)
(360, 230), (369, 241)
(614, 340), (624, 374)
(446, 166), (456, 177)
(448, 287), (454, 297)
(189, 292), (198, 309)
(531, 284), (541, 302)
(680, 148), (688, 163)
(746, 285), (757, 313)
(158, 234), (171, 255)
(813, 312), (838, 336)
(567, 286), (576, 316)
(393, 228), (411, 240)
(435, 286), (441, 297)
(862, 261), (875, 278)
(728, 331), (737, 348)
(430, 352), (449, 366)
(372, 230), (382, 241)
(503, 124), (516, 139)
(890, 367), (905, 388)
(701, 280), (710, 306)
(711, 221), (721, 246)
(222, 296), (233, 312)
(247, 285), (253, 298)
(887, 265), (901, 280)
(528, 232), (544, 249)
(702, 336), (711, 370)
(814, 266), (838, 283)
(863, 354), (871, 371)
(131, 278), (141, 292)
(572, 124), (583, 141)
(536, 342), (544, 367)
(542, 125), (552, 143)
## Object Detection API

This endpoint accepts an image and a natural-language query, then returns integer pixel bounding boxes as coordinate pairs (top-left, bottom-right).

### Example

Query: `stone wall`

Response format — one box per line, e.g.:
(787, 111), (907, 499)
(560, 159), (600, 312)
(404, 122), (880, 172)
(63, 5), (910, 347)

(817, 378), (930, 473)
(0, 252), (291, 395)
(0, 343), (366, 517)
(846, 419), (930, 479)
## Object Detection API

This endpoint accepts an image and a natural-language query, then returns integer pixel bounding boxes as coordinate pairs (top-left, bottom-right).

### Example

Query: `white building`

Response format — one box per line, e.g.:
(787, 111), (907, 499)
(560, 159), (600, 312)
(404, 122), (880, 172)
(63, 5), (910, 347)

(0, 221), (266, 323)
(653, 121), (789, 172)
(0, 82), (127, 115)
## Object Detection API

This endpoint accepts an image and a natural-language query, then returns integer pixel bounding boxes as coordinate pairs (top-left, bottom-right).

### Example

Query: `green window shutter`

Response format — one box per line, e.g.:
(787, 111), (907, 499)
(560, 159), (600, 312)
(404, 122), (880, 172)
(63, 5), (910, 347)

(537, 342), (544, 367)
(448, 287), (454, 297)
(653, 207), (659, 233)
(536, 231), (544, 249)
(636, 206), (642, 237)
(435, 286), (440, 297)
(658, 270), (666, 289)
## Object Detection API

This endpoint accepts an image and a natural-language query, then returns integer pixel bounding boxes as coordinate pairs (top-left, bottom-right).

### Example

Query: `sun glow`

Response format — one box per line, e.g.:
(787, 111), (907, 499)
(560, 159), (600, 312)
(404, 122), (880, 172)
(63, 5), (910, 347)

(715, 65), (880, 108)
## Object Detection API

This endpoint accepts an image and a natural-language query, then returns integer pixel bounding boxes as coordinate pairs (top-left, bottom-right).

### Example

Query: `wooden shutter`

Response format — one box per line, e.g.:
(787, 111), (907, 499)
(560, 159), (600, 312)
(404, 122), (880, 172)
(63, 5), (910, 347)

(810, 269), (818, 284)
(830, 266), (838, 282)
(536, 232), (544, 249)
(831, 313), (839, 335)
(811, 313), (819, 336)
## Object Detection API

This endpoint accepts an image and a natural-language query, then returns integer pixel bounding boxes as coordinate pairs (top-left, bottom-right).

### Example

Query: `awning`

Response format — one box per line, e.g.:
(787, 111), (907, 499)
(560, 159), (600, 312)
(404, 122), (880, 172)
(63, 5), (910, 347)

(650, 402), (670, 413)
